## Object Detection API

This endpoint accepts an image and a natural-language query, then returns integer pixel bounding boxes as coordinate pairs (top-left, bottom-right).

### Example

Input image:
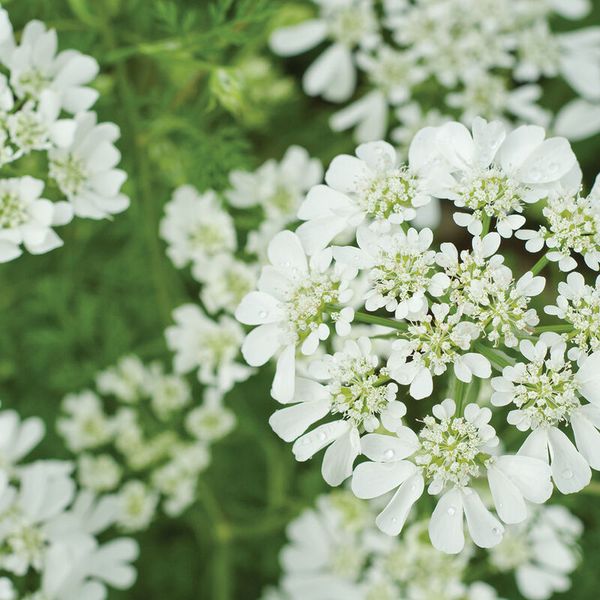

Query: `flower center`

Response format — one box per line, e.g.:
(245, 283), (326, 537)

(511, 360), (580, 427)
(7, 106), (49, 153)
(416, 415), (490, 487)
(265, 185), (296, 218)
(328, 355), (390, 430)
(13, 68), (48, 99)
(0, 185), (27, 228)
(328, 4), (375, 47)
(357, 168), (418, 222)
(405, 315), (477, 375)
(284, 272), (340, 343)
(49, 154), (88, 196)
(541, 193), (600, 257)
(370, 240), (435, 308)
(456, 168), (527, 221)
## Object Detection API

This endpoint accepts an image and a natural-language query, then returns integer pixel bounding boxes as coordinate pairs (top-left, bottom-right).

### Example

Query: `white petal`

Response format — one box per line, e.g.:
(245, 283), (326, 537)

(375, 472), (424, 535)
(322, 427), (361, 486)
(269, 399), (331, 442)
(269, 20), (328, 56)
(429, 488), (465, 554)
(547, 426), (591, 493)
(292, 421), (350, 461)
(351, 460), (416, 499)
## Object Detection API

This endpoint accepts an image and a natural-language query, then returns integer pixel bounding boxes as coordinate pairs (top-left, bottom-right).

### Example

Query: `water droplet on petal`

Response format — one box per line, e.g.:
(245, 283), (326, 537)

(391, 517), (398, 524)
(259, 310), (268, 319)
(318, 431), (327, 442)
(383, 449), (395, 461)
(562, 468), (573, 480)
(492, 527), (500, 535)
(447, 506), (456, 516)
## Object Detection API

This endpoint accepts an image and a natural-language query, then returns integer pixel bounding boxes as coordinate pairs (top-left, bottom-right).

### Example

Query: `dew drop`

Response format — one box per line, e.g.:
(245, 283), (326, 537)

(391, 517), (398, 524)
(259, 310), (268, 319)
(383, 449), (395, 461)
(492, 527), (500, 535)
(447, 506), (456, 516)
(562, 468), (573, 480)
(318, 431), (327, 442)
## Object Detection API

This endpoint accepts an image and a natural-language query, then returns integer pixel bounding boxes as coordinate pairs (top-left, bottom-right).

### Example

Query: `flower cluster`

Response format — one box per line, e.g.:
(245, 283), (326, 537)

(0, 408), (138, 599)
(270, 0), (600, 146)
(262, 489), (581, 600)
(0, 10), (129, 262)
(236, 118), (600, 555)
(57, 355), (236, 531)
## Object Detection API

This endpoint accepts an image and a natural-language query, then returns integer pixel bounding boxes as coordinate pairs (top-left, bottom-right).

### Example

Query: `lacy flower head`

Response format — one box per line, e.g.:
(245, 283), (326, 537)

(269, 0), (600, 147)
(0, 9), (129, 262)
(0, 406), (138, 600)
(57, 355), (236, 531)
(235, 118), (599, 556)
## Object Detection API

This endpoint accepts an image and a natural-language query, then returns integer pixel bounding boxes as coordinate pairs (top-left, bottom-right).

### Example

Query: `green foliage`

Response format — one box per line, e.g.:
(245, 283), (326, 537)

(0, 1), (599, 598)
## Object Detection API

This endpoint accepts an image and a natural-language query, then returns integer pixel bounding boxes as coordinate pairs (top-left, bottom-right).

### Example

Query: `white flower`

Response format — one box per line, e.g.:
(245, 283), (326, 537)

(185, 389), (236, 443)
(490, 505), (582, 600)
(236, 230), (353, 402)
(166, 303), (251, 391)
(517, 172), (600, 272)
(96, 354), (149, 403)
(0, 175), (72, 262)
(427, 118), (576, 238)
(270, 0), (379, 102)
(351, 399), (552, 553)
(330, 45), (426, 142)
(269, 337), (402, 485)
(0, 462), (75, 575)
(387, 303), (490, 399)
(0, 410), (44, 472)
(148, 371), (191, 421)
(334, 225), (449, 319)
(6, 90), (75, 155)
(437, 232), (545, 347)
(77, 454), (122, 493)
(115, 480), (159, 532)
(226, 145), (322, 222)
(160, 185), (236, 269)
(279, 493), (370, 600)
(2, 19), (99, 112)
(296, 138), (435, 255)
(545, 271), (600, 360)
(57, 391), (114, 452)
(192, 252), (258, 315)
(48, 111), (129, 219)
(492, 336), (600, 493)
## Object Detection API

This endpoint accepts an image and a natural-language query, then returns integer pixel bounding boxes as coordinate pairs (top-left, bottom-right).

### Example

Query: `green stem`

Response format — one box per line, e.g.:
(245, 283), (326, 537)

(453, 377), (467, 415)
(351, 310), (408, 332)
(473, 341), (515, 371)
(481, 214), (491, 237)
(533, 324), (574, 334)
(530, 254), (549, 276)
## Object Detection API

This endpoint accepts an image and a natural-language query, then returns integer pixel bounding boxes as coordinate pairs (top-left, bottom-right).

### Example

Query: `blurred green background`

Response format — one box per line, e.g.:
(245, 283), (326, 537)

(0, 1), (599, 598)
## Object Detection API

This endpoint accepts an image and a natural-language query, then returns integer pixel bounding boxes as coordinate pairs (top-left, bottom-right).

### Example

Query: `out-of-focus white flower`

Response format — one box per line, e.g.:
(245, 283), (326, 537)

(270, 0), (379, 102)
(49, 111), (129, 219)
(166, 303), (251, 391)
(0, 175), (72, 262)
(490, 504), (582, 600)
(186, 388), (236, 443)
(160, 185), (236, 269)
(115, 480), (159, 533)
(77, 454), (122, 493)
(57, 391), (114, 452)
(1, 19), (99, 113)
